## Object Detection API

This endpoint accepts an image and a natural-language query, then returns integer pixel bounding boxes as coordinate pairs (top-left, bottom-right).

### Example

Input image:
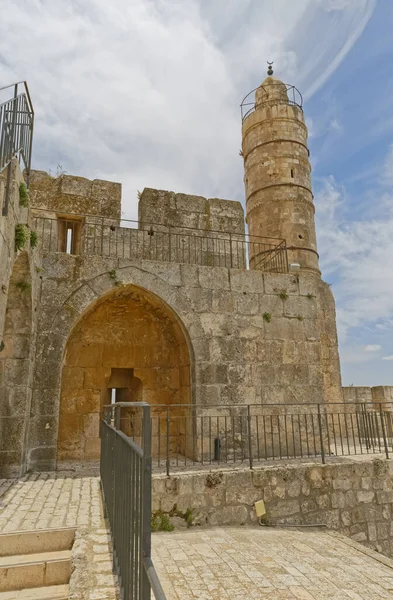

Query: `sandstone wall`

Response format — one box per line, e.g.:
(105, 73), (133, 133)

(139, 188), (245, 234)
(343, 386), (393, 406)
(29, 171), (122, 219)
(152, 458), (393, 557)
(28, 252), (343, 471)
(0, 160), (40, 476)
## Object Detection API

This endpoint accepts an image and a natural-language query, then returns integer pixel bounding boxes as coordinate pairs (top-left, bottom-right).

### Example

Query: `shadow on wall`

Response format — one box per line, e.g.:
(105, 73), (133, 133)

(57, 284), (192, 462)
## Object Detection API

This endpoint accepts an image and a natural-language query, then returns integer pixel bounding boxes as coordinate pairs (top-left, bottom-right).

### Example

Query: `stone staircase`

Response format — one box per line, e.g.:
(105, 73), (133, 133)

(0, 528), (75, 599)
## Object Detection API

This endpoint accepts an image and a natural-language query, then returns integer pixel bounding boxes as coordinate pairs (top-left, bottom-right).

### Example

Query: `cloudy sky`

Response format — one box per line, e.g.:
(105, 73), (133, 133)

(1, 0), (392, 386)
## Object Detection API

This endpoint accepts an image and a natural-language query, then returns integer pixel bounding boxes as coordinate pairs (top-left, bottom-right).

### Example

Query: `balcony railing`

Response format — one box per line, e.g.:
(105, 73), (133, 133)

(0, 81), (34, 215)
(31, 211), (289, 273)
(104, 402), (393, 475)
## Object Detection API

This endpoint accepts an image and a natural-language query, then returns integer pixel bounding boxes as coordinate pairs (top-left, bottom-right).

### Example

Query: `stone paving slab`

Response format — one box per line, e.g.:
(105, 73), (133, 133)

(152, 526), (393, 599)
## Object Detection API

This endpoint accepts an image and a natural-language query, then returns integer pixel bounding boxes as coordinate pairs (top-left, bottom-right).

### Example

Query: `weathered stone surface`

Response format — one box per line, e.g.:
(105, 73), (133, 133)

(152, 458), (393, 557)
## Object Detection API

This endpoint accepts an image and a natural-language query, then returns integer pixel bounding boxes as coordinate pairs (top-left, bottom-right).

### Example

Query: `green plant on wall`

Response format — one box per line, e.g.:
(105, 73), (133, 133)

(151, 512), (174, 532)
(109, 269), (117, 281)
(15, 224), (29, 251)
(19, 183), (29, 207)
(15, 281), (31, 292)
(263, 312), (272, 323)
(279, 290), (289, 300)
(30, 231), (38, 248)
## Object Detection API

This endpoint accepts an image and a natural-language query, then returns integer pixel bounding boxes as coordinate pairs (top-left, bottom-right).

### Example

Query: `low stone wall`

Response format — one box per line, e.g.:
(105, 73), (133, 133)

(343, 386), (393, 405)
(152, 458), (393, 557)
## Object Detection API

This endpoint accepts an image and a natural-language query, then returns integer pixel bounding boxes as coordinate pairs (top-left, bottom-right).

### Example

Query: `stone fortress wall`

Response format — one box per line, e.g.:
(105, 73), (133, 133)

(0, 69), (390, 481)
(0, 160), (342, 475)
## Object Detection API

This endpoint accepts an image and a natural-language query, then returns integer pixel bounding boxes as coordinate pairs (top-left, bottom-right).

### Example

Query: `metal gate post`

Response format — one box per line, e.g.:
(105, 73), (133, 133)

(141, 404), (152, 599)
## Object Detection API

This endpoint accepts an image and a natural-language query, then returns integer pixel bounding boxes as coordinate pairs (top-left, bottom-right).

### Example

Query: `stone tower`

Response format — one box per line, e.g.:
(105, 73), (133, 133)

(242, 66), (319, 273)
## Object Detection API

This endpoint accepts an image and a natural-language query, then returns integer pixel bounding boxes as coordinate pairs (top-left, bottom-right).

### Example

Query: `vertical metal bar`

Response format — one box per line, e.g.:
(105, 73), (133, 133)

(380, 403), (389, 459)
(291, 414), (296, 458)
(247, 405), (253, 470)
(350, 413), (357, 454)
(115, 404), (121, 431)
(141, 405), (152, 599)
(2, 84), (18, 216)
(317, 404), (325, 464)
(166, 406), (170, 477)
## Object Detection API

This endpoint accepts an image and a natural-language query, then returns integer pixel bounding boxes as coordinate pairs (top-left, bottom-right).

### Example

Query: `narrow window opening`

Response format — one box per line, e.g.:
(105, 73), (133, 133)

(66, 226), (73, 254)
(298, 234), (304, 240)
(57, 216), (83, 254)
(291, 169), (294, 178)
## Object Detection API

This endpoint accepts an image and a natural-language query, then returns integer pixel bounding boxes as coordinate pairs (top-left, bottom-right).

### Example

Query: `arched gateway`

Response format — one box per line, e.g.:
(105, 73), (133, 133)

(57, 284), (192, 462)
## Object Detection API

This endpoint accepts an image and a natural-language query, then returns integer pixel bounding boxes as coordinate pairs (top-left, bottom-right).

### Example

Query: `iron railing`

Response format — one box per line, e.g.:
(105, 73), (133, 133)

(241, 82), (303, 121)
(100, 402), (166, 600)
(31, 210), (289, 273)
(0, 82), (34, 215)
(105, 402), (393, 475)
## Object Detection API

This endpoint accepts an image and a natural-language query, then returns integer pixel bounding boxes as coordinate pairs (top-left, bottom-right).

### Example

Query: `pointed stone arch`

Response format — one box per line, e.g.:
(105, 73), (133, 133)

(57, 283), (193, 462)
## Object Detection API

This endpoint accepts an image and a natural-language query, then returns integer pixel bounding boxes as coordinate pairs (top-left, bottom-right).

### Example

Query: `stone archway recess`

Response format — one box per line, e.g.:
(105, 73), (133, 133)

(57, 284), (192, 462)
(0, 251), (34, 476)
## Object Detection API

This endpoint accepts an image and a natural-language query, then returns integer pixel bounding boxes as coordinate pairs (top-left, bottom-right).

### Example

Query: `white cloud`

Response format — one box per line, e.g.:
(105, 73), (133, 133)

(0, 0), (376, 218)
(315, 148), (393, 351)
(382, 356), (393, 361)
(364, 345), (381, 352)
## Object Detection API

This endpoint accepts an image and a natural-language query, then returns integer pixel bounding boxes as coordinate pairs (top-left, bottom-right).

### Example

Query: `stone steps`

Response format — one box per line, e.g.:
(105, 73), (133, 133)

(0, 584), (69, 599)
(0, 528), (75, 597)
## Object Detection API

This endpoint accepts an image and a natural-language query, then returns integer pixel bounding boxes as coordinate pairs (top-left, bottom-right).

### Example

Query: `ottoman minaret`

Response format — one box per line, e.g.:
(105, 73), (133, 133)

(241, 63), (319, 273)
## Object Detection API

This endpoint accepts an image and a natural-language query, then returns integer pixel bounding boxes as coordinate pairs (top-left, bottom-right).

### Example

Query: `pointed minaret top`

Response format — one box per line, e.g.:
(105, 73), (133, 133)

(267, 61), (274, 76)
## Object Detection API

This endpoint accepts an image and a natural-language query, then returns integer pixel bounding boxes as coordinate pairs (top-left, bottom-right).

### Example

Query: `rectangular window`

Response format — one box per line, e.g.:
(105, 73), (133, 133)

(57, 217), (83, 254)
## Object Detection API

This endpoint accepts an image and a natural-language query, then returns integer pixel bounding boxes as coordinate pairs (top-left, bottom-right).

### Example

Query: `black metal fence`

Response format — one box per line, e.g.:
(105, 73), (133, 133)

(109, 402), (393, 475)
(31, 211), (289, 273)
(100, 402), (167, 600)
(0, 81), (34, 215)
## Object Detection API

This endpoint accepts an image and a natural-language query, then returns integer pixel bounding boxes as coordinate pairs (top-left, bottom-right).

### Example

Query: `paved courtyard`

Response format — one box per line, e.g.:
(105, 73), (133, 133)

(154, 527), (393, 599)
(2, 469), (393, 599)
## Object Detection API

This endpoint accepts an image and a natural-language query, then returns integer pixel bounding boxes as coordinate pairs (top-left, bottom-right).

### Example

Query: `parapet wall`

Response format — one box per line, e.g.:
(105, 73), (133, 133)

(343, 386), (393, 405)
(139, 188), (245, 234)
(29, 171), (122, 219)
(152, 458), (393, 557)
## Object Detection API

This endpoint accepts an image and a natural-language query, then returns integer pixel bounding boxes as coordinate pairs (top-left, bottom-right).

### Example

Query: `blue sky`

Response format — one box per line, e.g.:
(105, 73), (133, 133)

(1, 0), (392, 385)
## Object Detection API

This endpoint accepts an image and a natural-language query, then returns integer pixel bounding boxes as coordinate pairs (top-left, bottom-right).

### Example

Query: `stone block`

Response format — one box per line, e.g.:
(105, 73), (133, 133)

(4, 358), (31, 386)
(199, 266), (229, 290)
(28, 416), (58, 447)
(230, 270), (264, 293)
(268, 500), (300, 518)
(211, 289), (235, 313)
(235, 292), (259, 315)
(263, 317), (305, 341)
(264, 274), (299, 295)
(357, 491), (375, 504)
(208, 505), (248, 526)
(30, 388), (60, 417)
(27, 445), (57, 472)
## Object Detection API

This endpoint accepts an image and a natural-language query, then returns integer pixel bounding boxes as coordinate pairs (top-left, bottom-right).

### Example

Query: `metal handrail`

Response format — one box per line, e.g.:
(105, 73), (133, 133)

(31, 211), (289, 273)
(105, 401), (393, 476)
(0, 81), (34, 215)
(30, 206), (285, 243)
(100, 402), (167, 600)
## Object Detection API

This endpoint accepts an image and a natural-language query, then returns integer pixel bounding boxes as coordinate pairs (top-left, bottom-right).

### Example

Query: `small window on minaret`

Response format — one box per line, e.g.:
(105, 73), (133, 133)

(291, 169), (294, 178)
